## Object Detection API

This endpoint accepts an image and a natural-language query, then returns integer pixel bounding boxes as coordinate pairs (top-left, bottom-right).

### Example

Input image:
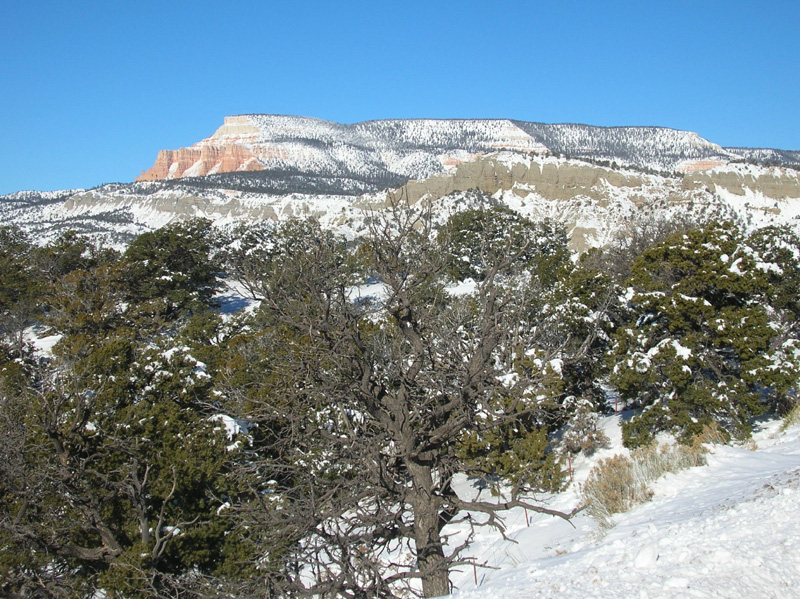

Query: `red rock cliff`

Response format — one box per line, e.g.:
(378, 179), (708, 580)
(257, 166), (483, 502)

(137, 143), (264, 181)
(137, 116), (268, 181)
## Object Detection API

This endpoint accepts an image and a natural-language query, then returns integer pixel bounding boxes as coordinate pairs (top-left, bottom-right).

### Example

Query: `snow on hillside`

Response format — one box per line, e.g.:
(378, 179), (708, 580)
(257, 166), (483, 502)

(448, 417), (800, 599)
(5, 115), (800, 249)
(213, 115), (800, 174)
(142, 114), (800, 186)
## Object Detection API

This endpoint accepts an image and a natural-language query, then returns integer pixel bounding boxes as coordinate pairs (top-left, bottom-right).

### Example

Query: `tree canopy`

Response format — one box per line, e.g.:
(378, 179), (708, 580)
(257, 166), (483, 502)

(0, 210), (798, 598)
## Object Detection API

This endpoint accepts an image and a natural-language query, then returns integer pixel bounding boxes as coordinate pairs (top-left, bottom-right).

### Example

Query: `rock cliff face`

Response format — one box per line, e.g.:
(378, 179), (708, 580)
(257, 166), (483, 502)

(138, 116), (267, 180)
(683, 168), (800, 199)
(383, 155), (800, 252)
(389, 157), (800, 207)
(388, 158), (654, 206)
(138, 145), (264, 180)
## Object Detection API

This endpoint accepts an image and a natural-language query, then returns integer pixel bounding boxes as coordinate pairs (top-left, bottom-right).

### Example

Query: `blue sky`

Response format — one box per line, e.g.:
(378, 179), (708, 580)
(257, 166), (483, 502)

(1, 0), (798, 194)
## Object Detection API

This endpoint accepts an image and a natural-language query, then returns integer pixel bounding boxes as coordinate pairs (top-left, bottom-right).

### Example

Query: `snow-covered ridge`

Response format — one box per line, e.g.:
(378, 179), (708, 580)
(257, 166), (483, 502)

(6, 150), (800, 251)
(4, 115), (800, 248)
(137, 114), (800, 185)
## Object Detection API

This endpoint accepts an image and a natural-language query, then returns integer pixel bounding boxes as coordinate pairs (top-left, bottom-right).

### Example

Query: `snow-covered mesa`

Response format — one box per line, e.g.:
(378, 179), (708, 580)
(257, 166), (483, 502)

(137, 114), (800, 181)
(3, 114), (800, 250)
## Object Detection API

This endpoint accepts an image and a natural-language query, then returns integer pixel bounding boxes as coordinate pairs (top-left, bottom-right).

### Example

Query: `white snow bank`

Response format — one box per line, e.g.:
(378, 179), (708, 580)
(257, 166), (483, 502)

(449, 420), (800, 599)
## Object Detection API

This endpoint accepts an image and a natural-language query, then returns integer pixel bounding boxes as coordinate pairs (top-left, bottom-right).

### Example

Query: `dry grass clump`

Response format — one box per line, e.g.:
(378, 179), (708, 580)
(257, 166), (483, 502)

(692, 422), (729, 446)
(582, 454), (651, 526)
(781, 402), (800, 432)
(582, 438), (709, 528)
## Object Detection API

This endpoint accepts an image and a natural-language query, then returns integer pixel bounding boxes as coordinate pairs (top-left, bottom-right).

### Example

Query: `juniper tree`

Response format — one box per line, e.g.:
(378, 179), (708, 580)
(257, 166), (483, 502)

(437, 205), (569, 285)
(0, 226), (41, 353)
(119, 218), (221, 322)
(0, 327), (237, 598)
(608, 221), (799, 447)
(745, 224), (800, 413)
(0, 221), (238, 598)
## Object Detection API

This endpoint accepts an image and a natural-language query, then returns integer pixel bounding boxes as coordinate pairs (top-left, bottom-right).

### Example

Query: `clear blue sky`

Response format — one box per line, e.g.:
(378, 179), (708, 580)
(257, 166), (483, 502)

(1, 0), (798, 194)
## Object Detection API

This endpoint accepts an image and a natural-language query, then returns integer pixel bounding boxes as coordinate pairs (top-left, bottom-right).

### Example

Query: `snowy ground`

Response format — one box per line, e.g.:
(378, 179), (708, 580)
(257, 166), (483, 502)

(449, 417), (800, 599)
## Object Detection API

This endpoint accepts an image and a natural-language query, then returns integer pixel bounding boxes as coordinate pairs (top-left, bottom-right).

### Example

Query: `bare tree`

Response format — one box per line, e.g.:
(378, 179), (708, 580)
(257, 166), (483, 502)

(582, 212), (703, 283)
(226, 202), (583, 598)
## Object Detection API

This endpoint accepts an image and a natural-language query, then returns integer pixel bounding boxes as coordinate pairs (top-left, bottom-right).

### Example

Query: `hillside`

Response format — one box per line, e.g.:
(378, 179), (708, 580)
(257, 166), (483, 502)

(3, 189), (800, 597)
(1, 115), (798, 250)
(450, 417), (800, 599)
(3, 159), (800, 252)
(0, 115), (798, 251)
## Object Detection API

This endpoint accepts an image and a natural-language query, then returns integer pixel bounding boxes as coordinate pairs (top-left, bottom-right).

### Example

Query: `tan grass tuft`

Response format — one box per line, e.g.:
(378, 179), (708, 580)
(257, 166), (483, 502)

(582, 441), (707, 528)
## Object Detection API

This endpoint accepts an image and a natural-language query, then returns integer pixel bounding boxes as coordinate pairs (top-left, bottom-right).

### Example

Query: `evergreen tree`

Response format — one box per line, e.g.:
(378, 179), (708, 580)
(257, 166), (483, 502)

(119, 218), (221, 322)
(0, 323), (237, 598)
(0, 226), (41, 353)
(437, 205), (569, 283)
(224, 207), (580, 598)
(32, 230), (117, 287)
(745, 225), (800, 413)
(608, 222), (794, 447)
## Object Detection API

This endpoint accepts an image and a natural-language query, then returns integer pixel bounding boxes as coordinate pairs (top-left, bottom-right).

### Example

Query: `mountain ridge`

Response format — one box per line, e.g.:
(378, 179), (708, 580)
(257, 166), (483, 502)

(137, 115), (800, 184)
(3, 115), (800, 250)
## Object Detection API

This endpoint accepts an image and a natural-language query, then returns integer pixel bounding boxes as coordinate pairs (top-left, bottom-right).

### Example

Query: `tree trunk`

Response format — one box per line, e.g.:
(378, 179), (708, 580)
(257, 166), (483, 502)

(414, 512), (450, 598)
(408, 461), (450, 598)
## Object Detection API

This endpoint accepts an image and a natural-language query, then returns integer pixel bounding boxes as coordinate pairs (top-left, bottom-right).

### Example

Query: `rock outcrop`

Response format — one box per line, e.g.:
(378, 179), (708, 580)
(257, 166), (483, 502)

(138, 145), (264, 180)
(388, 157), (800, 207)
(382, 154), (800, 252)
(387, 158), (653, 206)
(138, 116), (267, 180)
(683, 168), (800, 199)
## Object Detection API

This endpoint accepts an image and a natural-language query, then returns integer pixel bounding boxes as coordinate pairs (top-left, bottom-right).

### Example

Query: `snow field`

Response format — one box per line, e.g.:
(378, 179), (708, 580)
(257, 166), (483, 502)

(447, 419), (800, 599)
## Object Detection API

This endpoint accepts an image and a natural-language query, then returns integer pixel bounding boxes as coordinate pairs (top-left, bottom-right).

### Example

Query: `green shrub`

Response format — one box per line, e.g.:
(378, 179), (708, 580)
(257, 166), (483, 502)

(609, 221), (792, 447)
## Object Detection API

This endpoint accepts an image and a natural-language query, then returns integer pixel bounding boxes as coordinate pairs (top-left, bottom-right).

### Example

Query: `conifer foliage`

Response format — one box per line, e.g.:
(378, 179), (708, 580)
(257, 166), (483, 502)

(609, 221), (799, 446)
(0, 209), (798, 599)
(221, 205), (582, 598)
(0, 220), (235, 598)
